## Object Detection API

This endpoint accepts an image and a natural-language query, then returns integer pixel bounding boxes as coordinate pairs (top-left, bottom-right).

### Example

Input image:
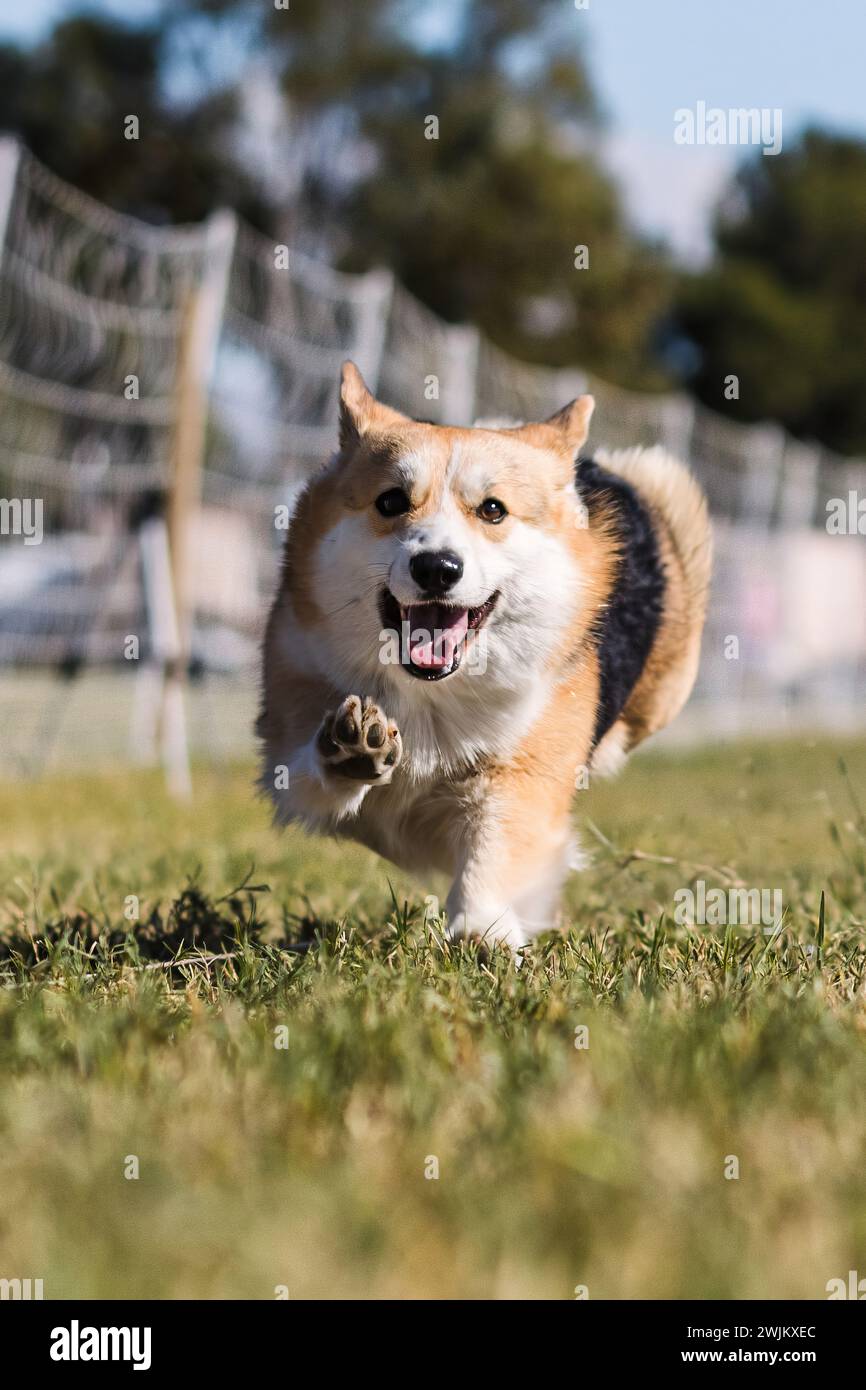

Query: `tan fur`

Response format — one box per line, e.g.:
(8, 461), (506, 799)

(258, 365), (711, 949)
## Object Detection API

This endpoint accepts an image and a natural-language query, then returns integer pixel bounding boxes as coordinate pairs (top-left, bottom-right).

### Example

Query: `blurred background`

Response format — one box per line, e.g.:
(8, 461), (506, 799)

(0, 0), (864, 788)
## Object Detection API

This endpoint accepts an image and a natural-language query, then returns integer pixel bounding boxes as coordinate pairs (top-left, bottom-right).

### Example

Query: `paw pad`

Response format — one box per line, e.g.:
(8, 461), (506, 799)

(318, 696), (402, 782)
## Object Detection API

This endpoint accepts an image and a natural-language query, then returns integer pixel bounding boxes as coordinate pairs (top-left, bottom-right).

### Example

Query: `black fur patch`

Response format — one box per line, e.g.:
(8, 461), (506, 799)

(575, 458), (667, 749)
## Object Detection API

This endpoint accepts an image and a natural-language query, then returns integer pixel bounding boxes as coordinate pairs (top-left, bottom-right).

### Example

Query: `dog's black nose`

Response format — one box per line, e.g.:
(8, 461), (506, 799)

(410, 549), (463, 595)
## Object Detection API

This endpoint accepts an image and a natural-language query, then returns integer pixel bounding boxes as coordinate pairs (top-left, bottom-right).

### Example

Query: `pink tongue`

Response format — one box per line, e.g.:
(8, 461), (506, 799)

(407, 604), (469, 669)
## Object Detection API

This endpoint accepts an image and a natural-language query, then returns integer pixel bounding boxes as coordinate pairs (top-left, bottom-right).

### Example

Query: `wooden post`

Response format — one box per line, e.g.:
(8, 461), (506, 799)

(660, 393), (696, 461)
(741, 422), (786, 529)
(442, 324), (480, 426)
(777, 439), (820, 529)
(161, 208), (237, 796)
(136, 515), (189, 794)
(352, 267), (394, 391)
(0, 136), (20, 253)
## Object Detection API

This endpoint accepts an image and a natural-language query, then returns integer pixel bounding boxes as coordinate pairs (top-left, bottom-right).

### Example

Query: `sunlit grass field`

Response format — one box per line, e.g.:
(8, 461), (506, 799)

(1, 737), (865, 1300)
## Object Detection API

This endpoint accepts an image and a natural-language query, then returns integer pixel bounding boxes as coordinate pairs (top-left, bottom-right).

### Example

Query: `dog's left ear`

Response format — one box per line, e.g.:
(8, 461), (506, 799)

(339, 361), (408, 450)
(512, 395), (595, 458)
(542, 395), (595, 455)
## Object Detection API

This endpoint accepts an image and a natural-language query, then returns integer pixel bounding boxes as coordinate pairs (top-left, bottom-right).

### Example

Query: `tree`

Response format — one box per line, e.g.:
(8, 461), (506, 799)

(0, 2), (673, 389)
(272, 0), (672, 386)
(0, 15), (268, 227)
(676, 129), (866, 454)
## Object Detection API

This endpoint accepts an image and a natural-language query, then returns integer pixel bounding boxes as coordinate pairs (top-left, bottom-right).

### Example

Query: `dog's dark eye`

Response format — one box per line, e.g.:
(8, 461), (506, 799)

(477, 497), (507, 524)
(375, 488), (411, 518)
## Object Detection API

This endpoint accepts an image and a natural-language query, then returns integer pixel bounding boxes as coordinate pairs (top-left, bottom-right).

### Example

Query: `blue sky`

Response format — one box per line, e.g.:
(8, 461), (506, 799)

(584, 0), (866, 259)
(2, 0), (865, 262)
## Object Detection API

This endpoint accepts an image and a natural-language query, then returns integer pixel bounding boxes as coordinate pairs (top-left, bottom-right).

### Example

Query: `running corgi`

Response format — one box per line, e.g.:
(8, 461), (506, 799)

(257, 362), (711, 948)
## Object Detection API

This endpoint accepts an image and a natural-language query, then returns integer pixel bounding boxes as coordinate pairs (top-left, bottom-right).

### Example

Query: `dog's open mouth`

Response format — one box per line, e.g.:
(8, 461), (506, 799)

(379, 590), (498, 680)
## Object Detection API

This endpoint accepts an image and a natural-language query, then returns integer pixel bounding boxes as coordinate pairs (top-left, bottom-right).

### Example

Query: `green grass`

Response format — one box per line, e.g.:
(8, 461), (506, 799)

(1, 737), (865, 1300)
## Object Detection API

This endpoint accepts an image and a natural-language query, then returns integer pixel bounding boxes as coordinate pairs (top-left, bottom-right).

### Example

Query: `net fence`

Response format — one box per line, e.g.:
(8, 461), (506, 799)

(0, 139), (864, 780)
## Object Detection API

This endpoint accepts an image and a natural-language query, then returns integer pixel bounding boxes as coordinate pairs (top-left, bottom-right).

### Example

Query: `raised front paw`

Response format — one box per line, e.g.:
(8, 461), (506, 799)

(316, 695), (402, 783)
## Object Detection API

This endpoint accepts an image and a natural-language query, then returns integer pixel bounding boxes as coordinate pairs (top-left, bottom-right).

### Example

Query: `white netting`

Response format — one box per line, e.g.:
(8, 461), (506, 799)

(0, 138), (864, 777)
(0, 148), (208, 679)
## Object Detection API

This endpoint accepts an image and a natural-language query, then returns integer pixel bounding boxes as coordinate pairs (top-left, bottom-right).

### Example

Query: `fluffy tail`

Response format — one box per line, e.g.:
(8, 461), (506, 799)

(594, 444), (712, 622)
(589, 445), (712, 771)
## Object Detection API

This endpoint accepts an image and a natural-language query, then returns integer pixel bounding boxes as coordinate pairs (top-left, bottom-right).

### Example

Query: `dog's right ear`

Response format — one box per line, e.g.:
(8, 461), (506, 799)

(339, 362), (374, 449)
(339, 361), (407, 450)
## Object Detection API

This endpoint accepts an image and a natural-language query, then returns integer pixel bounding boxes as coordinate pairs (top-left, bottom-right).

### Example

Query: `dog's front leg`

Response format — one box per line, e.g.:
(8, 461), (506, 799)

(445, 779), (577, 951)
(271, 695), (402, 831)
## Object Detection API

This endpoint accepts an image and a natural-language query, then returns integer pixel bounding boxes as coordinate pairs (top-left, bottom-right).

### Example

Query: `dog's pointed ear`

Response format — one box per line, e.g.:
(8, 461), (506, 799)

(509, 394), (595, 458)
(542, 395), (595, 455)
(339, 362), (374, 447)
(339, 361), (407, 450)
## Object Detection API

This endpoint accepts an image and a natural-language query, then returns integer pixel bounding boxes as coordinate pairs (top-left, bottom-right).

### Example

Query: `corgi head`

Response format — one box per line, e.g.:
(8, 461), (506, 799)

(299, 361), (597, 699)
